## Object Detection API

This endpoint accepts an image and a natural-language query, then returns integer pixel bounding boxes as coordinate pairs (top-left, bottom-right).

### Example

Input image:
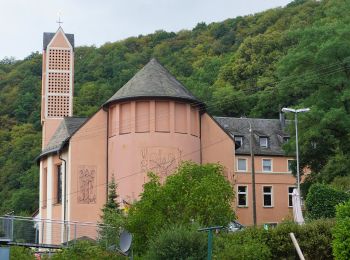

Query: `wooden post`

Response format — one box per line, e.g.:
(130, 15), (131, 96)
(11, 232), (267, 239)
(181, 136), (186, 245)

(290, 232), (305, 260)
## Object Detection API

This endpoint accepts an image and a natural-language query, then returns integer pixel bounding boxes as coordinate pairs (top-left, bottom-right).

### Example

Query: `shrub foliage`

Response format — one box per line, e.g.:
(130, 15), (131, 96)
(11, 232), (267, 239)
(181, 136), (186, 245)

(305, 183), (349, 220)
(126, 162), (235, 253)
(333, 200), (350, 260)
(145, 224), (207, 260)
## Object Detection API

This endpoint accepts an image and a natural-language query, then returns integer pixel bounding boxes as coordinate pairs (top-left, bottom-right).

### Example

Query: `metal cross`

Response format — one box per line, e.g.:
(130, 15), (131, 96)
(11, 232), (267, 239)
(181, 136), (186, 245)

(56, 12), (63, 27)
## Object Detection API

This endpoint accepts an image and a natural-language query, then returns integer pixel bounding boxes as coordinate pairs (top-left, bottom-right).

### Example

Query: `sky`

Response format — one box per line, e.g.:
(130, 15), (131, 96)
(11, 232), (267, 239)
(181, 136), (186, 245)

(0, 0), (292, 60)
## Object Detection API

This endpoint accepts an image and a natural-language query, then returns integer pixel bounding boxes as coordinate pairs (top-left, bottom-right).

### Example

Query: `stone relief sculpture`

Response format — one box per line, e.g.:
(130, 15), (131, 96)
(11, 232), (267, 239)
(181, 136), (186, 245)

(141, 147), (182, 182)
(77, 166), (97, 204)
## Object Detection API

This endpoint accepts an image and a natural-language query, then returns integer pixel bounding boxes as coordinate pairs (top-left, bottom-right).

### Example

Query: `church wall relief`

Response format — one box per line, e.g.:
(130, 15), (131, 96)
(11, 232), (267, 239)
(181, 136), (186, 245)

(77, 165), (97, 204)
(140, 147), (183, 183)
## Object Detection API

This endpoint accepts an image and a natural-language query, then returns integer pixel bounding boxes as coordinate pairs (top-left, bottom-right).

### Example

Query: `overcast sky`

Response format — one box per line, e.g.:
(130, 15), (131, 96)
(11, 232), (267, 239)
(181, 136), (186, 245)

(0, 0), (291, 60)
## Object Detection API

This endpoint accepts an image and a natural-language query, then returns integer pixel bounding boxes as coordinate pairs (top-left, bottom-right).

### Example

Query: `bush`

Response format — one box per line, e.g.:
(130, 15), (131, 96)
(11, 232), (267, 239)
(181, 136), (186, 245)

(145, 224), (207, 260)
(305, 183), (349, 220)
(9, 246), (35, 260)
(333, 200), (350, 260)
(268, 220), (334, 260)
(214, 219), (334, 260)
(214, 228), (271, 260)
(51, 240), (126, 260)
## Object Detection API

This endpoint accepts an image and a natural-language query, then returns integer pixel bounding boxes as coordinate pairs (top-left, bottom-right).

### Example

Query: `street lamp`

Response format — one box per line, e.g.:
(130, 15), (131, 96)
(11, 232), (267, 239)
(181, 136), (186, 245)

(281, 107), (310, 195)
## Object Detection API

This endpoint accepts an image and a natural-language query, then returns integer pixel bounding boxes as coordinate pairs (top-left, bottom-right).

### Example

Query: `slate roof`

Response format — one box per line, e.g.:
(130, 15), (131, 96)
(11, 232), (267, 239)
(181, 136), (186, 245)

(214, 117), (291, 156)
(104, 58), (203, 106)
(43, 31), (75, 50)
(38, 117), (87, 159)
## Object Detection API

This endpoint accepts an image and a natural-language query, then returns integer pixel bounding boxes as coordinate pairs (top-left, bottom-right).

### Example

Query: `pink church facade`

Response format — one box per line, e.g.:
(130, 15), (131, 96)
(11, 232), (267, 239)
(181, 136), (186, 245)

(37, 28), (295, 243)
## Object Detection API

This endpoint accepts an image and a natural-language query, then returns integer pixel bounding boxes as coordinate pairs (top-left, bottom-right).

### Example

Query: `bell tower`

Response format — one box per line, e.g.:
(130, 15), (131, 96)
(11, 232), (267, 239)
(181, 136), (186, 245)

(41, 27), (74, 148)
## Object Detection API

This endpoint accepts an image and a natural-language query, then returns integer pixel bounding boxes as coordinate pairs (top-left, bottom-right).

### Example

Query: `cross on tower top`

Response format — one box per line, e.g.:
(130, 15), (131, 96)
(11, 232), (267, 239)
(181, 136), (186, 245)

(56, 11), (63, 27)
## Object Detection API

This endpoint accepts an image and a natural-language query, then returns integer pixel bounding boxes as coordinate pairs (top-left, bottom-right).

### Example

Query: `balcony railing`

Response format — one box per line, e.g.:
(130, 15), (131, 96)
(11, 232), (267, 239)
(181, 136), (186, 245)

(0, 215), (114, 249)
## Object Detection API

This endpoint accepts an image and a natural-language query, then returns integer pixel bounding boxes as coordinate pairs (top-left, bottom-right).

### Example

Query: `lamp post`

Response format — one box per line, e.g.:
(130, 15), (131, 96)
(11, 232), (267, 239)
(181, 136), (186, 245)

(281, 107), (310, 194)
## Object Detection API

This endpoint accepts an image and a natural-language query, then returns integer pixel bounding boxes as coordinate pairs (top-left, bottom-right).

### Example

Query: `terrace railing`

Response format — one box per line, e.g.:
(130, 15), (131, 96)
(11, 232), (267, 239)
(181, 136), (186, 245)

(0, 215), (112, 249)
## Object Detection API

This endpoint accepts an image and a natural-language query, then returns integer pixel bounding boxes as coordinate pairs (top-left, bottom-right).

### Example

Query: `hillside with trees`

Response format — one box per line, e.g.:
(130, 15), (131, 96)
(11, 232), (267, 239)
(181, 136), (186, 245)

(0, 0), (350, 215)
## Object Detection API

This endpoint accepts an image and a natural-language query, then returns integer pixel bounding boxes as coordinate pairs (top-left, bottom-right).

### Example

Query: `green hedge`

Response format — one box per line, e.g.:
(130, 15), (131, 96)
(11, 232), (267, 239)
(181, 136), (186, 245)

(333, 200), (350, 260)
(51, 241), (126, 260)
(9, 246), (35, 260)
(305, 183), (349, 220)
(214, 219), (334, 260)
(144, 224), (207, 260)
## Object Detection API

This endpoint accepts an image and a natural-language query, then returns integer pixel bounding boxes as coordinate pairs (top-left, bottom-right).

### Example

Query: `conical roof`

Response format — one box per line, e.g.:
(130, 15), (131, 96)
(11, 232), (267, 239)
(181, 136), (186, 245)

(104, 58), (203, 106)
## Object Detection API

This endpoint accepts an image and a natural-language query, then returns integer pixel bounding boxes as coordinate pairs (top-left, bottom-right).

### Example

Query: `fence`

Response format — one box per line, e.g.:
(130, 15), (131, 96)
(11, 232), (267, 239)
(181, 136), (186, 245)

(0, 215), (115, 248)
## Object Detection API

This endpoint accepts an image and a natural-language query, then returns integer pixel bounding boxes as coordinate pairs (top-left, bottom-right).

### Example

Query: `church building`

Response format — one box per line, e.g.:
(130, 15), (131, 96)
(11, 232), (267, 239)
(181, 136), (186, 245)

(37, 28), (296, 243)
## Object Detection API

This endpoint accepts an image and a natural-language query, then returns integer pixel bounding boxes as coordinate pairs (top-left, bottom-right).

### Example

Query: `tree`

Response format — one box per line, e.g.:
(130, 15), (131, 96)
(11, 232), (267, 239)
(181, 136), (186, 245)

(126, 162), (235, 254)
(305, 183), (350, 220)
(99, 177), (124, 248)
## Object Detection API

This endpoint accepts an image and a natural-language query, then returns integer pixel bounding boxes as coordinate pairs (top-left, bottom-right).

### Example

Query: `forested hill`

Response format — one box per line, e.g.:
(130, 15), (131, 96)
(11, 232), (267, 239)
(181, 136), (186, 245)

(1, 0), (350, 215)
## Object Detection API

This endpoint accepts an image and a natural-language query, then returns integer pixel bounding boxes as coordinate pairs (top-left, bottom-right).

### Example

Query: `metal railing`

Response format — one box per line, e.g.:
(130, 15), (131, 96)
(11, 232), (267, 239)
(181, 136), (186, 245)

(0, 215), (115, 248)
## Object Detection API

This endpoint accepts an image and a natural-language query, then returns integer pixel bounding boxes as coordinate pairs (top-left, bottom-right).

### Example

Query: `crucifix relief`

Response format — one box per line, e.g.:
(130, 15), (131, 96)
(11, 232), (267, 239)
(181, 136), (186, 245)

(77, 166), (97, 204)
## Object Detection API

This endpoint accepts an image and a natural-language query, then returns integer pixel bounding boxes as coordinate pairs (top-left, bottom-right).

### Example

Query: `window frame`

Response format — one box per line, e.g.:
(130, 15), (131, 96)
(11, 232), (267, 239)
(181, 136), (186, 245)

(237, 158), (248, 172)
(288, 186), (296, 208)
(283, 137), (290, 143)
(234, 136), (243, 148)
(262, 158), (273, 172)
(262, 185), (273, 208)
(259, 136), (269, 148)
(42, 167), (48, 208)
(56, 164), (62, 204)
(237, 185), (248, 207)
(287, 159), (294, 173)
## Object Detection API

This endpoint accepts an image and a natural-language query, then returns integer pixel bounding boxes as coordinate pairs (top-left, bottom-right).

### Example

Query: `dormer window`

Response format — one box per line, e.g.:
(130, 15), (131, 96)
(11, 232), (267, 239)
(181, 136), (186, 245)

(235, 136), (243, 148)
(259, 137), (269, 148)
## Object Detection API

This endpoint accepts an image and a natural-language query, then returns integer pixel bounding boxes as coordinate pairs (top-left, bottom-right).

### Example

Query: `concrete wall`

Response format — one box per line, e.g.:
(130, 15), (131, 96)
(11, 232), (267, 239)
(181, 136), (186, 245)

(200, 113), (235, 184)
(108, 100), (201, 203)
(39, 153), (67, 244)
(69, 109), (107, 223)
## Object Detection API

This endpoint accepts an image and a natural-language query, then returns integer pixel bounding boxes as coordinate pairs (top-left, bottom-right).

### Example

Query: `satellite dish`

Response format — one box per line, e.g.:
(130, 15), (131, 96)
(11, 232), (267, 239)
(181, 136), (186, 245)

(119, 230), (132, 253)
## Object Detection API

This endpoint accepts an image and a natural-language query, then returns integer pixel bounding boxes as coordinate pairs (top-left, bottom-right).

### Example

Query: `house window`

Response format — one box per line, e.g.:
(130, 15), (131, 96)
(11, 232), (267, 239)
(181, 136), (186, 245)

(237, 158), (247, 172)
(237, 186), (248, 207)
(57, 165), (62, 204)
(42, 168), (47, 208)
(262, 159), (272, 172)
(235, 136), (243, 148)
(288, 160), (294, 172)
(288, 187), (295, 207)
(283, 137), (290, 143)
(263, 186), (273, 207)
(259, 137), (269, 148)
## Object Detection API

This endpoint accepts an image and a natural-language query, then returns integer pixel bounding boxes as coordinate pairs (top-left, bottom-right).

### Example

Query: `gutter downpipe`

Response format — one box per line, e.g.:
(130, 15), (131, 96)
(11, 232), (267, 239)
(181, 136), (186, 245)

(106, 108), (109, 202)
(58, 151), (68, 243)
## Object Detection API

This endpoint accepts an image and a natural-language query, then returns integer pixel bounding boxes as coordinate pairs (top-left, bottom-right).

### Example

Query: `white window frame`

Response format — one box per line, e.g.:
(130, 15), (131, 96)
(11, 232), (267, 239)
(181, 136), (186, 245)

(237, 185), (248, 207)
(237, 158), (247, 172)
(262, 185), (273, 208)
(235, 136), (243, 147)
(287, 159), (294, 173)
(259, 137), (269, 148)
(262, 158), (273, 172)
(288, 186), (295, 208)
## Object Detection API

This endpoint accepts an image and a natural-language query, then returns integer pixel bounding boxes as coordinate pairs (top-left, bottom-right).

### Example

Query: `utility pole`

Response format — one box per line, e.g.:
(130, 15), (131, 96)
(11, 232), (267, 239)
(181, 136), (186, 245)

(248, 121), (257, 226)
